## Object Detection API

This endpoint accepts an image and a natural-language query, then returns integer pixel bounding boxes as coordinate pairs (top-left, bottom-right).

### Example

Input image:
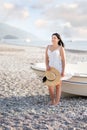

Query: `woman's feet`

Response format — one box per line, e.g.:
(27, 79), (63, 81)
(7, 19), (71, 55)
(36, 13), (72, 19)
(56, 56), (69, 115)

(48, 99), (55, 105)
(53, 99), (60, 106)
(48, 99), (59, 106)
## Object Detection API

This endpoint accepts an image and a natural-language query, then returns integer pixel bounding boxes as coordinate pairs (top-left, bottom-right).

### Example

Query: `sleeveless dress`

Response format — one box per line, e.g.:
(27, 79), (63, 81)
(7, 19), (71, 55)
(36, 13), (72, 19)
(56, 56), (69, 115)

(47, 46), (62, 74)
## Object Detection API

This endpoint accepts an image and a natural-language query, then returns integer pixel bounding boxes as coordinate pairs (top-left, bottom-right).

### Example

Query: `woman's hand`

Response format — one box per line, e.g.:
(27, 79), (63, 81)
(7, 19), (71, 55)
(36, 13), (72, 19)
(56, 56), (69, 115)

(46, 65), (50, 71)
(61, 72), (65, 77)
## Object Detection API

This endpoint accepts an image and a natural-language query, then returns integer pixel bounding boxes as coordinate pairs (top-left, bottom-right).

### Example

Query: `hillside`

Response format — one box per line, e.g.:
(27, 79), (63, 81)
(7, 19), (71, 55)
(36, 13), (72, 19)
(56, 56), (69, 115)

(0, 23), (38, 41)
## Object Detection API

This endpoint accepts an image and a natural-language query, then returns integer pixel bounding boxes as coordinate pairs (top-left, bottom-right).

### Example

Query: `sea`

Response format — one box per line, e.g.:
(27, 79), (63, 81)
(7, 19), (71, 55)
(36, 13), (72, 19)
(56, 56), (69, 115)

(0, 39), (87, 51)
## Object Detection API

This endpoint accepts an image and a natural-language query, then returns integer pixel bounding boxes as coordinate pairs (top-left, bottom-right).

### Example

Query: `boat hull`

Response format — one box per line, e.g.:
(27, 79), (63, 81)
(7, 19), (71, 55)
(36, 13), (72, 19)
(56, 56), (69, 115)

(31, 63), (87, 96)
(62, 79), (87, 96)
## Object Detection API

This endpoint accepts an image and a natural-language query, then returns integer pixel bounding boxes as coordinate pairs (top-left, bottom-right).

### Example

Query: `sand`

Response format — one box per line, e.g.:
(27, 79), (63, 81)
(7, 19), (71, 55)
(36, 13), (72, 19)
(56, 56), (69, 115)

(0, 43), (87, 130)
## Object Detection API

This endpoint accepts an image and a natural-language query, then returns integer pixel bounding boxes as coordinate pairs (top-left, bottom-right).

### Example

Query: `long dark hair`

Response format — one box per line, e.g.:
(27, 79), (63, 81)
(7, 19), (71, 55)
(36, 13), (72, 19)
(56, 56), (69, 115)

(52, 33), (64, 47)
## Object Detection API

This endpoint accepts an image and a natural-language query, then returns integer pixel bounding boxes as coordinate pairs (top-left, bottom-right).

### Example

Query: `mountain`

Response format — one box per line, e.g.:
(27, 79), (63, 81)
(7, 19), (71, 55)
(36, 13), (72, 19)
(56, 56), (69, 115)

(0, 23), (39, 41)
(3, 35), (18, 39)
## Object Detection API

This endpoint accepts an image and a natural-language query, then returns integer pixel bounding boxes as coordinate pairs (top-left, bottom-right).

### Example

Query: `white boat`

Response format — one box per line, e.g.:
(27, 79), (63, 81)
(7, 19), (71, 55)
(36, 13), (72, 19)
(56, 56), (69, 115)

(31, 62), (87, 96)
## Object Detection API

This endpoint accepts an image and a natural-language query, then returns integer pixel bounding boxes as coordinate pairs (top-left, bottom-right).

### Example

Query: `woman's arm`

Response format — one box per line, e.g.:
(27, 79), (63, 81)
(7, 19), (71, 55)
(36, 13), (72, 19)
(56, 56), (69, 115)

(60, 47), (66, 76)
(45, 45), (50, 70)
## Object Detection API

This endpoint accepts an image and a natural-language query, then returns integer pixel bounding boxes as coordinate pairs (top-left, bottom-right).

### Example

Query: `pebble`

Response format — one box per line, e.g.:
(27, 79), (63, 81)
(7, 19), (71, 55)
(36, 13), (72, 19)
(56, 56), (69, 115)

(0, 45), (87, 130)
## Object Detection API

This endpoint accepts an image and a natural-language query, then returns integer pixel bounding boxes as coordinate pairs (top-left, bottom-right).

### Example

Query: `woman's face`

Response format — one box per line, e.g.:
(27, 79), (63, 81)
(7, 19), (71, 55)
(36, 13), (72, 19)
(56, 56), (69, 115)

(52, 35), (60, 45)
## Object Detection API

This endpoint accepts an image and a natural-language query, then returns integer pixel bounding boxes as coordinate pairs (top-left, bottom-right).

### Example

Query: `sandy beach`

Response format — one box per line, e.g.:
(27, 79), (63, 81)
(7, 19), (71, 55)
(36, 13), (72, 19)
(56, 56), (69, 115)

(0, 43), (87, 130)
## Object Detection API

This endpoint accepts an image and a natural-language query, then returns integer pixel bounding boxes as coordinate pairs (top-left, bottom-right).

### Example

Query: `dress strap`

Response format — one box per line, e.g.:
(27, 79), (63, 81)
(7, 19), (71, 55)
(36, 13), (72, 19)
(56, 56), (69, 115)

(59, 45), (62, 51)
(47, 45), (49, 51)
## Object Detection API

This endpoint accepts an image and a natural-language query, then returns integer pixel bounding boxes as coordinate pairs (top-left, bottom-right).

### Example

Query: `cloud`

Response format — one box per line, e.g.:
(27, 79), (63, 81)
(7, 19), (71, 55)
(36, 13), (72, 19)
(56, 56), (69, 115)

(35, 19), (48, 28)
(31, 0), (54, 9)
(0, 1), (29, 22)
(0, 0), (87, 40)
(44, 1), (87, 27)
(3, 3), (14, 9)
(40, 0), (87, 39)
(44, 3), (77, 20)
(22, 10), (29, 18)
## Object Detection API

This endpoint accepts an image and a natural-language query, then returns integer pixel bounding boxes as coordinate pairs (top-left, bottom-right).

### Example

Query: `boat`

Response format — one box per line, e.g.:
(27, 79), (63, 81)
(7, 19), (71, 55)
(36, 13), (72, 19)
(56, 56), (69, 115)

(31, 62), (87, 96)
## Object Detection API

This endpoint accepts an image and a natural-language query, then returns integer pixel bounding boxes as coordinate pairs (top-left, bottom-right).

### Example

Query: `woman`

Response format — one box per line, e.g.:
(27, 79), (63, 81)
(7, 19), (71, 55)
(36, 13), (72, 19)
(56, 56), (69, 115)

(45, 33), (66, 105)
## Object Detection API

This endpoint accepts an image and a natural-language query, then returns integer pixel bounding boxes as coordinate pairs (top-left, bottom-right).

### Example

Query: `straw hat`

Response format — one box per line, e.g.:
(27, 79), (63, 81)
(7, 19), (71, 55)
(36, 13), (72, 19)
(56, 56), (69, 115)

(42, 67), (61, 86)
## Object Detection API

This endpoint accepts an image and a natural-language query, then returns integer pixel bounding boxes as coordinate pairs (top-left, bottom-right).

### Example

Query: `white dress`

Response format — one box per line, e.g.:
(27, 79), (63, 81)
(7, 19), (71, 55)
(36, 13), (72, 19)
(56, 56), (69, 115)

(47, 46), (62, 74)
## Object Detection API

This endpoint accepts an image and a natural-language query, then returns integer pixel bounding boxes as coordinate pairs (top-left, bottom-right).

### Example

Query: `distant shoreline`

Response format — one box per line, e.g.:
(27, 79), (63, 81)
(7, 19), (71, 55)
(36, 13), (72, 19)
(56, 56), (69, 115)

(65, 49), (87, 54)
(0, 42), (87, 54)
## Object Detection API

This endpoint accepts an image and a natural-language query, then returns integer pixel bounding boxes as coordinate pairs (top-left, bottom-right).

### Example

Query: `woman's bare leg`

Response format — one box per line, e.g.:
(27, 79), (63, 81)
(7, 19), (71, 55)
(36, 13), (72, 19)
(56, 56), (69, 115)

(48, 86), (55, 105)
(55, 81), (62, 105)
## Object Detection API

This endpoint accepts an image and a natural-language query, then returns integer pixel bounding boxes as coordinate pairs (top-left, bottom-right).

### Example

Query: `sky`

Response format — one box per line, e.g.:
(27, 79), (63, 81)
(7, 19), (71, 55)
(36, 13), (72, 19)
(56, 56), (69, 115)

(0, 0), (87, 40)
